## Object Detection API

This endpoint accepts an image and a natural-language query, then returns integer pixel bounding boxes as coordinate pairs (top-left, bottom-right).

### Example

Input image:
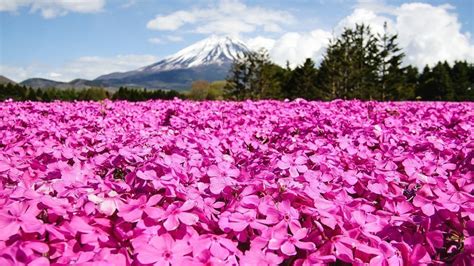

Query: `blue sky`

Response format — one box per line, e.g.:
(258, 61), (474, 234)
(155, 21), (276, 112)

(1, 0), (473, 82)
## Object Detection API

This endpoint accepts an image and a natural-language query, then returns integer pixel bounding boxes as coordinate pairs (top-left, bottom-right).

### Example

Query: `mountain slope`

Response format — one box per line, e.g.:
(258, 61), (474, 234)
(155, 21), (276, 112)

(95, 35), (250, 90)
(20, 78), (102, 89)
(0, 75), (17, 85)
(20, 78), (66, 89)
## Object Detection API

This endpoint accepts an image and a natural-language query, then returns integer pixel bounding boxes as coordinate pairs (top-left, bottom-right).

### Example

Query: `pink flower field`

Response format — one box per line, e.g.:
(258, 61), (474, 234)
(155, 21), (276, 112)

(0, 99), (473, 265)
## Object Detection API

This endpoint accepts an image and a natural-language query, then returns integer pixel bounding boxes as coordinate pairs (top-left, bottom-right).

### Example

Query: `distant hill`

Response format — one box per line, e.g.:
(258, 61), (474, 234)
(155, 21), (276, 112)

(20, 78), (66, 89)
(19, 78), (104, 90)
(0, 75), (17, 85)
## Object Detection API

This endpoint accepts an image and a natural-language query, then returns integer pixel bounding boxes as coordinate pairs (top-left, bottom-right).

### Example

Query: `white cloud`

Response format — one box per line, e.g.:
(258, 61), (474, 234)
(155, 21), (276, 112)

(0, 65), (32, 83)
(0, 54), (158, 82)
(148, 37), (163, 44)
(248, 30), (332, 68)
(0, 0), (106, 18)
(246, 36), (276, 52)
(395, 3), (474, 67)
(337, 8), (394, 35)
(148, 35), (183, 45)
(338, 3), (474, 68)
(121, 0), (137, 9)
(146, 0), (293, 36)
(166, 35), (183, 42)
(48, 72), (62, 78)
(147, 10), (196, 31)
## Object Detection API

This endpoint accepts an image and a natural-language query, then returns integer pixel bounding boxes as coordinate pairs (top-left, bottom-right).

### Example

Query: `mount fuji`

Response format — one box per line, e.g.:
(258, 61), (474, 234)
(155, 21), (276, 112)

(94, 36), (251, 90)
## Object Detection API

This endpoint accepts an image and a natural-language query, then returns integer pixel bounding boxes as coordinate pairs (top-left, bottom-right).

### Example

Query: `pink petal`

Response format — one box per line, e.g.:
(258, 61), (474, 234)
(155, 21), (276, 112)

(145, 207), (164, 219)
(136, 170), (156, 180)
(281, 241), (297, 256)
(28, 257), (50, 266)
(136, 245), (159, 264)
(0, 220), (20, 240)
(207, 165), (221, 177)
(180, 200), (196, 212)
(210, 242), (229, 260)
(268, 238), (283, 250)
(289, 166), (299, 177)
(177, 212), (198, 226)
(295, 240), (316, 250)
(99, 199), (116, 216)
(296, 165), (308, 173)
(421, 203), (435, 216)
(210, 178), (226, 194)
(70, 216), (93, 233)
(277, 160), (290, 170)
(164, 214), (180, 231)
(295, 156), (307, 165)
(119, 208), (143, 222)
(0, 161), (10, 172)
(335, 242), (353, 262)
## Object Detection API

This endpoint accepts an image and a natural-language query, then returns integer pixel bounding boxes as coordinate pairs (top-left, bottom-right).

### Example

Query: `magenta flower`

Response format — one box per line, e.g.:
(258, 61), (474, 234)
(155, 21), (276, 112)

(191, 234), (239, 260)
(0, 201), (44, 241)
(117, 194), (163, 222)
(268, 222), (315, 256)
(222, 208), (268, 232)
(136, 233), (193, 265)
(207, 162), (240, 194)
(240, 248), (283, 266)
(159, 200), (199, 231)
(277, 155), (308, 177)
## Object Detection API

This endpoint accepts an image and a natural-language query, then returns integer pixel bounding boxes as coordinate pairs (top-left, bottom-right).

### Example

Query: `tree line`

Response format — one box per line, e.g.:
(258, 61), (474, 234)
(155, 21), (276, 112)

(0, 84), (184, 102)
(225, 23), (473, 101)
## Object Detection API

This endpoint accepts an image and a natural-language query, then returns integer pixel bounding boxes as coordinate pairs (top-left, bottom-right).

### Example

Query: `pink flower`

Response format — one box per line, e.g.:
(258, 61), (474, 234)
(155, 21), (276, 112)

(207, 162), (240, 194)
(268, 222), (315, 256)
(117, 194), (162, 222)
(240, 248), (283, 266)
(191, 234), (239, 260)
(0, 201), (44, 241)
(277, 155), (308, 177)
(159, 200), (199, 231)
(136, 233), (193, 265)
(223, 208), (268, 232)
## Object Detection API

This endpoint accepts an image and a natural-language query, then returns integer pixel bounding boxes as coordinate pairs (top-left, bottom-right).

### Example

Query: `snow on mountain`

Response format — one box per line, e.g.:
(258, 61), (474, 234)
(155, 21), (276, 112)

(140, 35), (250, 72)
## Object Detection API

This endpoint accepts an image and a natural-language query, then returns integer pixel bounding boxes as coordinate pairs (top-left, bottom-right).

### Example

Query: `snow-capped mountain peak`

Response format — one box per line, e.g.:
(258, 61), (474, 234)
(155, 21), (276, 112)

(141, 35), (250, 72)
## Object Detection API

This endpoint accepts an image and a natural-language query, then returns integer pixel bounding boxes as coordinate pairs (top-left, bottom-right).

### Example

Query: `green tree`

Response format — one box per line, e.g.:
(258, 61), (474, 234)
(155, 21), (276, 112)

(317, 24), (380, 100)
(225, 49), (283, 100)
(397, 65), (418, 100)
(284, 58), (320, 100)
(378, 22), (405, 100)
(189, 80), (210, 100)
(208, 81), (226, 100)
(417, 62), (454, 100)
(450, 61), (473, 101)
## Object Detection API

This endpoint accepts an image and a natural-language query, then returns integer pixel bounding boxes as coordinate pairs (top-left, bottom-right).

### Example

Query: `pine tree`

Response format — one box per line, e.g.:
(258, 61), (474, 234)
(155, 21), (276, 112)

(26, 88), (37, 101)
(397, 65), (418, 100)
(317, 24), (380, 100)
(417, 63), (454, 100)
(225, 49), (283, 100)
(284, 58), (319, 100)
(378, 22), (405, 100)
(451, 61), (473, 101)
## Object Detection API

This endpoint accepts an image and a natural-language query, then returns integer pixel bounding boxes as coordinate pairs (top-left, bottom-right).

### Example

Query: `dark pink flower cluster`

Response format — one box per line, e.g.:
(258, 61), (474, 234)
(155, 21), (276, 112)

(0, 99), (473, 265)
